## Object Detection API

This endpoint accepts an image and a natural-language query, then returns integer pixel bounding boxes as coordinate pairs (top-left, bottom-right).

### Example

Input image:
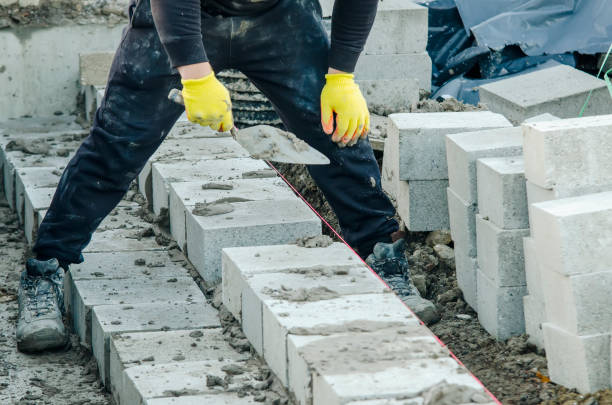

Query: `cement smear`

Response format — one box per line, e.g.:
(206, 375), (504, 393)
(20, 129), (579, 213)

(261, 285), (340, 302)
(192, 202), (234, 217)
(242, 169), (276, 179)
(294, 234), (334, 248)
(202, 182), (234, 190)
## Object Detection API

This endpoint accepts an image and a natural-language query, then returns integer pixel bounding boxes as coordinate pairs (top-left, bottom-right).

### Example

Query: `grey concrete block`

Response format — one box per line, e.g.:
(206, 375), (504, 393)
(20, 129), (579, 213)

(168, 178), (295, 251)
(71, 276), (205, 346)
(446, 187), (477, 258)
(290, 327), (481, 405)
(23, 186), (55, 245)
(241, 262), (385, 357)
(146, 395), (259, 405)
(15, 167), (60, 223)
(110, 329), (249, 405)
(381, 129), (400, 201)
(476, 269), (527, 340)
(263, 293), (417, 386)
(186, 199), (321, 284)
(476, 157), (529, 229)
(446, 126), (522, 204)
(222, 243), (357, 321)
(454, 245), (478, 311)
(522, 237), (544, 303)
(530, 191), (612, 276)
(523, 115), (612, 193)
(65, 250), (190, 314)
(92, 302), (219, 387)
(121, 361), (259, 405)
(151, 158), (269, 215)
(543, 323), (611, 394)
(390, 112), (512, 181)
(364, 0), (428, 55)
(523, 113), (561, 124)
(397, 180), (450, 231)
(357, 79), (419, 116)
(137, 137), (248, 203)
(541, 269), (612, 336)
(523, 295), (545, 350)
(479, 65), (612, 125)
(476, 215), (529, 287)
(355, 53), (432, 91)
(79, 52), (114, 86)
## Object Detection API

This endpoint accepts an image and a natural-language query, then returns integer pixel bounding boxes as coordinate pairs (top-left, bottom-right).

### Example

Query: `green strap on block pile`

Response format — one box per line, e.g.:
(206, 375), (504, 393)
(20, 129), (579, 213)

(579, 42), (612, 117)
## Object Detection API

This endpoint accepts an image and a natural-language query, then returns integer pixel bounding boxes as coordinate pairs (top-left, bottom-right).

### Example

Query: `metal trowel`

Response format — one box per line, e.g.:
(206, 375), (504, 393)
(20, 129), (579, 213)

(168, 89), (330, 165)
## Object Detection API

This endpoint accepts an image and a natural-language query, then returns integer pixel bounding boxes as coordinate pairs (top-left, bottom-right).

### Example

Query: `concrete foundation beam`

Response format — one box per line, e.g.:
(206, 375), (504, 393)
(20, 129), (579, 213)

(479, 65), (612, 125)
(186, 199), (321, 284)
(476, 157), (529, 230)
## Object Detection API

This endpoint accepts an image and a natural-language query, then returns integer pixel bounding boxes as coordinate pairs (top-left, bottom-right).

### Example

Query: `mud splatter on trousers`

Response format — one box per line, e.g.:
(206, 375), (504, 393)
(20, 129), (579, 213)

(33, 0), (398, 265)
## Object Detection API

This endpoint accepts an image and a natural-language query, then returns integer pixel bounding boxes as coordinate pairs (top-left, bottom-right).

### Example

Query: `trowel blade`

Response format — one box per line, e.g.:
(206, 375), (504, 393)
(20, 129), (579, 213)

(234, 125), (330, 165)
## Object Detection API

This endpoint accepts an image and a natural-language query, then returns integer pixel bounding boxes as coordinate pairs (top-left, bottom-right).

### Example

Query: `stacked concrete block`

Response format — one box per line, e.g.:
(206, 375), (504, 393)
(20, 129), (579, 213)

(523, 116), (612, 393)
(353, 0), (429, 114)
(168, 177), (295, 251)
(445, 126), (525, 311)
(186, 199), (321, 284)
(14, 166), (61, 223)
(222, 243), (492, 405)
(478, 64), (612, 125)
(383, 111), (511, 231)
(474, 155), (530, 340)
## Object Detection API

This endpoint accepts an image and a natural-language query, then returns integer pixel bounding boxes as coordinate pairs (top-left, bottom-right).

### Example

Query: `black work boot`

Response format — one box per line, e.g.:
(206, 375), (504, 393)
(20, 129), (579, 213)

(366, 239), (440, 325)
(16, 258), (67, 352)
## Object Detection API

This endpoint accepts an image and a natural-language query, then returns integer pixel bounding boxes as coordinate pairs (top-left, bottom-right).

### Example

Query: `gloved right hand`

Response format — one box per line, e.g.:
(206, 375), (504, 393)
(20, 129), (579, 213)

(181, 72), (234, 132)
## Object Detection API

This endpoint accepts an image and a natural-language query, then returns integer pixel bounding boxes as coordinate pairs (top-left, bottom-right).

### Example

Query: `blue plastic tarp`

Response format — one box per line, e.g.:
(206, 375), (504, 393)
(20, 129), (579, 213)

(455, 0), (612, 55)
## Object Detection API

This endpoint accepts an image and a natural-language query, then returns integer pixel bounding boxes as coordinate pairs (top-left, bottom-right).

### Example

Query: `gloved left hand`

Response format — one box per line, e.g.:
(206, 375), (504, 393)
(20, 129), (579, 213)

(320, 73), (370, 146)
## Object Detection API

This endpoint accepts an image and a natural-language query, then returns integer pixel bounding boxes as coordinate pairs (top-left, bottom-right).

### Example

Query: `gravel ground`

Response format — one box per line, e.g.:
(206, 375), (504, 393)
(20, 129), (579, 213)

(0, 197), (113, 405)
(276, 161), (612, 405)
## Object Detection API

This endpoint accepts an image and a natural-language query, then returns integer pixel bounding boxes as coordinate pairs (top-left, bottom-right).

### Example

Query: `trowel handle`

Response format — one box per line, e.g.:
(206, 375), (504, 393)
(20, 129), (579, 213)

(168, 88), (238, 138)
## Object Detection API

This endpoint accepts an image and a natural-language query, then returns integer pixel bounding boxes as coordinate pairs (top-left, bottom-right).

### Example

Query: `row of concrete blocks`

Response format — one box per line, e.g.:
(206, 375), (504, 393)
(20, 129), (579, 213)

(520, 115), (612, 394)
(0, 120), (261, 403)
(381, 111), (512, 231)
(221, 242), (495, 405)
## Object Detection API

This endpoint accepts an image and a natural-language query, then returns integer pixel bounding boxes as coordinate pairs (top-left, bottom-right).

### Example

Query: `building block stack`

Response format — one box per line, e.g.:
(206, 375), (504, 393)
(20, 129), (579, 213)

(353, 0), (430, 115)
(475, 156), (530, 340)
(382, 111), (511, 231)
(522, 115), (612, 393)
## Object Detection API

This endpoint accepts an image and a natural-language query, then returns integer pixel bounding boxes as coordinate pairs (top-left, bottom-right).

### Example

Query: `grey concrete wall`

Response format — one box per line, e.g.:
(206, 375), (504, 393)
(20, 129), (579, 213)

(0, 24), (124, 120)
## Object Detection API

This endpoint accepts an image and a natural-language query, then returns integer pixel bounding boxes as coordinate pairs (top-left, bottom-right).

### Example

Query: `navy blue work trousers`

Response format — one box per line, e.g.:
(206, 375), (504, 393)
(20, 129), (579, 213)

(34, 0), (398, 265)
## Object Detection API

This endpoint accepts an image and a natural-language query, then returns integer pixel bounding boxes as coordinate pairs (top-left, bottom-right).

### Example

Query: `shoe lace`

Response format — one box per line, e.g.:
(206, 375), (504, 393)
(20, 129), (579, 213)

(22, 274), (64, 316)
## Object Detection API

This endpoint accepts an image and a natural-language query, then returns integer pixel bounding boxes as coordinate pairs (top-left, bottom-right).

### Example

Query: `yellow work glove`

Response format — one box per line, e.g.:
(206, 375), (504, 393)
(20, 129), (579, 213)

(181, 72), (233, 132)
(320, 73), (370, 146)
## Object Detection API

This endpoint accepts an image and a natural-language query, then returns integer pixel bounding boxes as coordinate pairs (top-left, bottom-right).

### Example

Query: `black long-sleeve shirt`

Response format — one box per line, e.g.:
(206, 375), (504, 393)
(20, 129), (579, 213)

(150, 0), (379, 73)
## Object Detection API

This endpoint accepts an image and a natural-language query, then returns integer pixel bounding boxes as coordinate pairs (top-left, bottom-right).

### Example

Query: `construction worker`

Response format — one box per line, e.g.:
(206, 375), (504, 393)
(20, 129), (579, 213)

(16, 0), (438, 352)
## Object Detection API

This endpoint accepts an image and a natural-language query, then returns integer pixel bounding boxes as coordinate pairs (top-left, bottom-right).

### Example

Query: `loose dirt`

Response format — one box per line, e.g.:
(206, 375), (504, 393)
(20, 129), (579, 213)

(0, 196), (113, 405)
(276, 162), (612, 405)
